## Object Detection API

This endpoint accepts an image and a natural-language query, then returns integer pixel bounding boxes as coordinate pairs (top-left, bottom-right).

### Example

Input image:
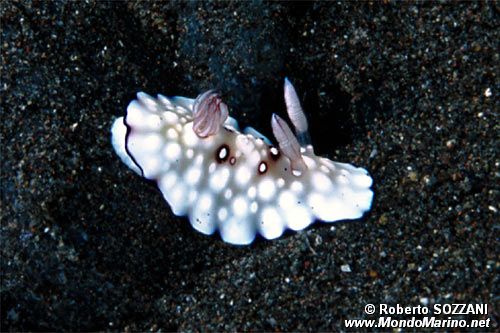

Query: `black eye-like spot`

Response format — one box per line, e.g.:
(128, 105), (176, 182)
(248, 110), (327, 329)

(258, 161), (268, 174)
(216, 144), (230, 163)
(229, 156), (236, 165)
(269, 146), (280, 161)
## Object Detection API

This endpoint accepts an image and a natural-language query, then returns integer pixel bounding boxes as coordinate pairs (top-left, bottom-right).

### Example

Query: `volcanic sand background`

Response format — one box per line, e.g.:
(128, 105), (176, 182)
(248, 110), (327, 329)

(1, 1), (498, 331)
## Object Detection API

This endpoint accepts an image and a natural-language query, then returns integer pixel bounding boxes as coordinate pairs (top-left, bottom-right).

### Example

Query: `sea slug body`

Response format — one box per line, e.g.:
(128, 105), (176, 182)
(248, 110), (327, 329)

(111, 78), (373, 245)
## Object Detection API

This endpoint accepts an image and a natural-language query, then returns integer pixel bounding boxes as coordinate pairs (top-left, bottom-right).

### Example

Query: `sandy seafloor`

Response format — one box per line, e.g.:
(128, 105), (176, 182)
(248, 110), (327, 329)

(1, 1), (498, 331)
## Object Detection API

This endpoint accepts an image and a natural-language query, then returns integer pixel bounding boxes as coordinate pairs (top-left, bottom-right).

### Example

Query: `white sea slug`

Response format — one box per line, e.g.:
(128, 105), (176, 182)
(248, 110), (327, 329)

(111, 78), (373, 245)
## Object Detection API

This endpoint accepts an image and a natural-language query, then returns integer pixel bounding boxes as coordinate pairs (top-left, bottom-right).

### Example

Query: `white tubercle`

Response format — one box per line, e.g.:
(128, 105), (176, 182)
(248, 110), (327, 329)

(111, 79), (374, 245)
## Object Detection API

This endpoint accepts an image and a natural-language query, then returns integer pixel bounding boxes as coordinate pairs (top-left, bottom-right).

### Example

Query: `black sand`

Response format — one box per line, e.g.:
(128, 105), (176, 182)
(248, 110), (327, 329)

(1, 2), (498, 331)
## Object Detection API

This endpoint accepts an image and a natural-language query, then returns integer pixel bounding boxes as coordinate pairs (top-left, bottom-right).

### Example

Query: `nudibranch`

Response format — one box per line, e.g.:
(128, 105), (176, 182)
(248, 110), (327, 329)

(111, 79), (373, 245)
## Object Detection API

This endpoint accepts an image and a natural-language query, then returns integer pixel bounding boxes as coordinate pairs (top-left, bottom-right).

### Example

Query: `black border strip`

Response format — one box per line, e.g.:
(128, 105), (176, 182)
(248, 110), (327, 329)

(123, 105), (145, 178)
